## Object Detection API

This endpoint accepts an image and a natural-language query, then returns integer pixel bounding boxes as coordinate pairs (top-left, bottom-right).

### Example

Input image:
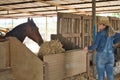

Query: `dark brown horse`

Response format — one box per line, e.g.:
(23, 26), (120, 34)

(5, 18), (43, 46)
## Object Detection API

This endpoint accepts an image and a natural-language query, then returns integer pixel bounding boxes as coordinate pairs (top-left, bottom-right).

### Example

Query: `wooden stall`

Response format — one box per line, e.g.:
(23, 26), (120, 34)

(0, 68), (14, 80)
(43, 53), (65, 80)
(82, 15), (92, 48)
(0, 39), (10, 69)
(43, 49), (88, 80)
(0, 37), (88, 80)
(52, 13), (120, 79)
(57, 13), (82, 49)
(65, 49), (87, 77)
(109, 17), (120, 57)
(52, 13), (93, 50)
(53, 13), (120, 50)
(109, 17), (120, 30)
(9, 37), (44, 80)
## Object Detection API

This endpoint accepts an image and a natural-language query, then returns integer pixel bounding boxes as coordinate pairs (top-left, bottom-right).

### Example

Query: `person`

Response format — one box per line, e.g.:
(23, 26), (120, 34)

(84, 17), (120, 80)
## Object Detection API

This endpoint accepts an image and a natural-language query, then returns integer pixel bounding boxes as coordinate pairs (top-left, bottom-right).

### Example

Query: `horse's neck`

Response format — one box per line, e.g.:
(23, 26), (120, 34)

(15, 35), (26, 42)
(5, 26), (27, 42)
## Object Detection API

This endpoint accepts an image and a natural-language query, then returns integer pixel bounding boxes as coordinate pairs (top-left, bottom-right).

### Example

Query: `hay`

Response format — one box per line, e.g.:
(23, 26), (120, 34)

(63, 73), (87, 80)
(63, 67), (120, 80)
(38, 40), (65, 56)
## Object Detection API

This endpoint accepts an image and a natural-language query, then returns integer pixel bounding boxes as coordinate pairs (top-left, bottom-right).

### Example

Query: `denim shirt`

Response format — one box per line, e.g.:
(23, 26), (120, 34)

(103, 37), (114, 53)
(88, 29), (120, 52)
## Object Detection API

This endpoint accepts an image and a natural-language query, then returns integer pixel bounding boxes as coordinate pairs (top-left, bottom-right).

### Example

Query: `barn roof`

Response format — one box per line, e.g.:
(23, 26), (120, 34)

(0, 0), (120, 18)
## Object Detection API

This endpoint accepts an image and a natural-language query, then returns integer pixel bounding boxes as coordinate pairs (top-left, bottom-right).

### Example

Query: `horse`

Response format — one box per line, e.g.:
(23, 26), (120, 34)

(5, 18), (44, 46)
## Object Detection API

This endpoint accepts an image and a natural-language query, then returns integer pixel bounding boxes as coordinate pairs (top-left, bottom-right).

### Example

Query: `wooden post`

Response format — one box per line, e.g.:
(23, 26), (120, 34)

(92, 0), (97, 79)
(92, 0), (96, 28)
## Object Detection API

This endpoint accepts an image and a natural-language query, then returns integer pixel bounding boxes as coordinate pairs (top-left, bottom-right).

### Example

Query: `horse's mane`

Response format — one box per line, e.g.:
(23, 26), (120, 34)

(5, 22), (27, 36)
(5, 22), (28, 42)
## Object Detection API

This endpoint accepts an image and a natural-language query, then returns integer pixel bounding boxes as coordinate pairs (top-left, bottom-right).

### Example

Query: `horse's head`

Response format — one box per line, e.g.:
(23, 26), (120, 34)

(26, 18), (44, 46)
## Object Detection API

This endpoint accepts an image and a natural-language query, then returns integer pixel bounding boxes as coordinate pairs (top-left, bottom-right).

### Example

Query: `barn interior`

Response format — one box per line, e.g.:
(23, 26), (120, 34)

(0, 0), (120, 80)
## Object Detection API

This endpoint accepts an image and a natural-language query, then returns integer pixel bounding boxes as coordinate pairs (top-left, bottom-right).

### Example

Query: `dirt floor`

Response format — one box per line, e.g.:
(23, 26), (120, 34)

(115, 74), (120, 80)
(63, 66), (120, 80)
(89, 67), (120, 80)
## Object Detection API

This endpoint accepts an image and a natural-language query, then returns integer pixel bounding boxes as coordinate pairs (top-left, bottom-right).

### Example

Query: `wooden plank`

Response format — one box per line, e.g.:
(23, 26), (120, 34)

(109, 17), (120, 30)
(65, 49), (87, 77)
(9, 37), (43, 80)
(62, 33), (81, 38)
(57, 13), (82, 19)
(43, 53), (65, 80)
(82, 15), (92, 48)
(0, 68), (14, 80)
(0, 39), (10, 69)
(57, 13), (83, 49)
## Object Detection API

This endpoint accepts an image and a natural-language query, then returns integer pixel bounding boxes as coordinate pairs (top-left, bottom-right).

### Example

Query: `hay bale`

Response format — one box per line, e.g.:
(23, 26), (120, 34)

(38, 40), (65, 56)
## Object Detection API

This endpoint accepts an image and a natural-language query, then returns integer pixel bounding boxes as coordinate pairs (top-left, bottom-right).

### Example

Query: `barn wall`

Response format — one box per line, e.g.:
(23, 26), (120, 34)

(53, 13), (120, 50)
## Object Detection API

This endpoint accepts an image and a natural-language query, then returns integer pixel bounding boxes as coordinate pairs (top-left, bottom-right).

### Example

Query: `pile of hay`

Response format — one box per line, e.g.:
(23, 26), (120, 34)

(38, 40), (65, 56)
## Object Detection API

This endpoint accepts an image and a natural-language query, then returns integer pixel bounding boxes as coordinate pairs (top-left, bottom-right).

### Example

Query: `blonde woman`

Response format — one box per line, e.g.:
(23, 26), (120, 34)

(84, 17), (120, 80)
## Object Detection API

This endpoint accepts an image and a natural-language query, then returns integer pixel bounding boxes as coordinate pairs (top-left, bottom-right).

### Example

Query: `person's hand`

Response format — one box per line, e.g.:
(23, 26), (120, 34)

(110, 26), (120, 33)
(84, 47), (88, 50)
(110, 26), (115, 31)
(114, 30), (120, 33)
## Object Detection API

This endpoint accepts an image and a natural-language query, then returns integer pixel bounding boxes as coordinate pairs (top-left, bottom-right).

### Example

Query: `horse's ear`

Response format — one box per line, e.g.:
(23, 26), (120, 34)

(31, 18), (34, 22)
(28, 17), (31, 22)
(31, 18), (35, 24)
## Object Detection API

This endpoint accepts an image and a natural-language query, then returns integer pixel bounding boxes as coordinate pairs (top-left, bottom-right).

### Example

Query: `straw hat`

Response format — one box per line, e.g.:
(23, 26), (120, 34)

(97, 16), (111, 27)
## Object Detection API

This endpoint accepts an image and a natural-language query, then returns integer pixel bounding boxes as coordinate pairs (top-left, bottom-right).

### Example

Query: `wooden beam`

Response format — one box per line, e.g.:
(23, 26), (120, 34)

(0, 4), (43, 18)
(1, 3), (120, 12)
(0, 0), (118, 10)
(75, 4), (120, 10)
(0, 6), (34, 15)
(85, 9), (120, 15)
(61, 0), (119, 5)
(92, 0), (97, 79)
(87, 9), (120, 13)
(0, 3), (119, 12)
(36, 0), (88, 15)
(0, 1), (36, 6)
(0, 13), (44, 18)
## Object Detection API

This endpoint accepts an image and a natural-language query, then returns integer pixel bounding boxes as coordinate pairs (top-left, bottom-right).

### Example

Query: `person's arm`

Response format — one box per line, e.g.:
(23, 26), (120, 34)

(109, 26), (120, 44)
(113, 33), (120, 44)
(88, 33), (101, 50)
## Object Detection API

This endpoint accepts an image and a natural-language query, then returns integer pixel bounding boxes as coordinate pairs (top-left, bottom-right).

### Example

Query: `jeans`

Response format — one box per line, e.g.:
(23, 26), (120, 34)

(96, 52), (114, 80)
